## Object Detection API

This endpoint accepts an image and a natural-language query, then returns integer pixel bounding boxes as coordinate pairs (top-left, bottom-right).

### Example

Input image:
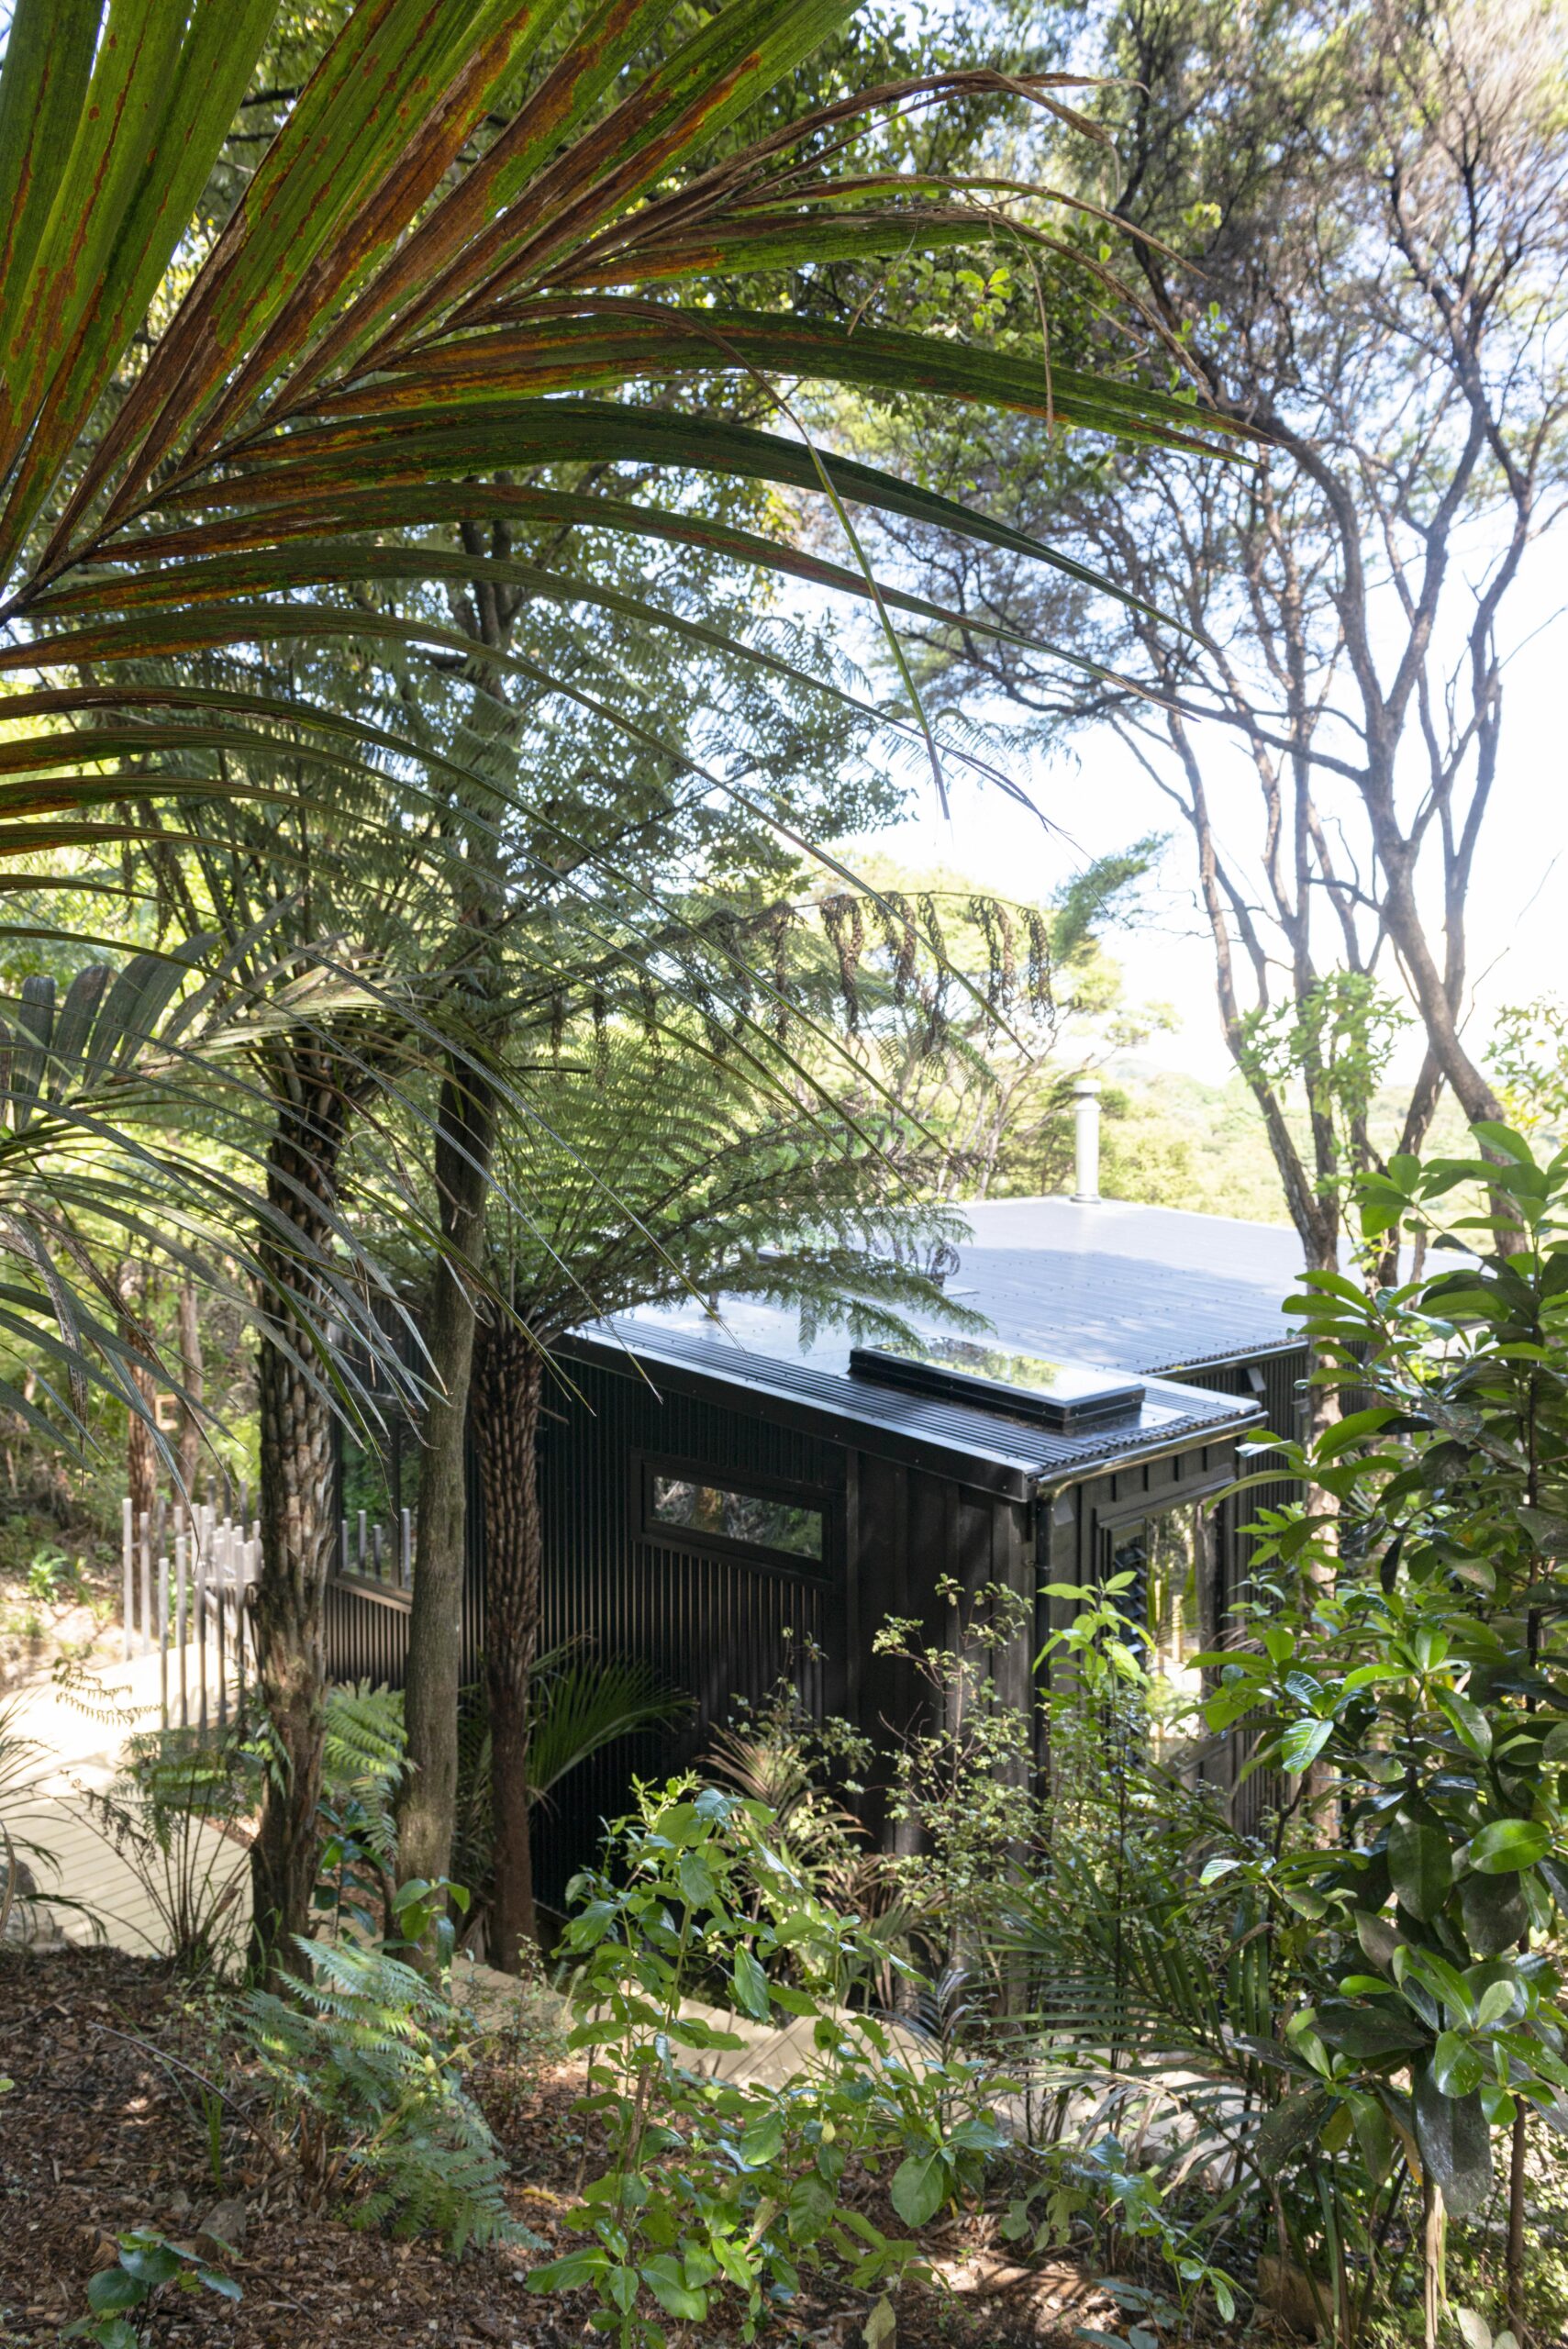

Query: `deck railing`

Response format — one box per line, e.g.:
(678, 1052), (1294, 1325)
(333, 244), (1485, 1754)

(335, 1504), (414, 1592)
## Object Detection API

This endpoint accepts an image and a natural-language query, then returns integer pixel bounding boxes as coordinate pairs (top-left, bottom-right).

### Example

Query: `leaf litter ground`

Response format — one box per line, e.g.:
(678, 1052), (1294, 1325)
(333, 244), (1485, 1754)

(0, 1946), (1119, 2349)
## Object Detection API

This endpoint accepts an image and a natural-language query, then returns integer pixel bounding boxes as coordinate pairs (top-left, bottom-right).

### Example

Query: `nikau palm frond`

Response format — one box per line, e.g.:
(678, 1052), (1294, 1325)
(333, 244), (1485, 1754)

(0, 0), (1237, 863)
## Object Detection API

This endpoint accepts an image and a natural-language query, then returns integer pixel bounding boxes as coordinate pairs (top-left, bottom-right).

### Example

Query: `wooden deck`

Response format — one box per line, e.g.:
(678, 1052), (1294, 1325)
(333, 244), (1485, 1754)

(4, 1650), (251, 1960)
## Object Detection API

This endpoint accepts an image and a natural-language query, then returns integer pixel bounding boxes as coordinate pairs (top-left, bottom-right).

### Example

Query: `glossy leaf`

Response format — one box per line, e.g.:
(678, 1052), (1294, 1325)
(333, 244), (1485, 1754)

(1468, 1820), (1551, 1876)
(1431, 2031), (1484, 2099)
(1413, 2065), (1493, 2217)
(890, 2147), (948, 2226)
(1388, 1820), (1452, 1920)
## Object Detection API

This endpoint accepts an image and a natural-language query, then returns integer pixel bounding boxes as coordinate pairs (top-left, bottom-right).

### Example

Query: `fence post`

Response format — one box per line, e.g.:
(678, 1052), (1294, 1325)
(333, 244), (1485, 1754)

(234, 1540), (249, 1734)
(139, 1511), (151, 1660)
(400, 1507), (412, 1588)
(196, 1526), (208, 1740)
(122, 1497), (133, 1661)
(175, 1528), (188, 1732)
(216, 1550), (228, 1733)
(158, 1550), (169, 1731)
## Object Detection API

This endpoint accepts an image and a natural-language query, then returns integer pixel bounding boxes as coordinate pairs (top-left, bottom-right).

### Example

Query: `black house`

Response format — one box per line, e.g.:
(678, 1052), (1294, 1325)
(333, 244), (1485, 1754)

(325, 1194), (1310, 1897)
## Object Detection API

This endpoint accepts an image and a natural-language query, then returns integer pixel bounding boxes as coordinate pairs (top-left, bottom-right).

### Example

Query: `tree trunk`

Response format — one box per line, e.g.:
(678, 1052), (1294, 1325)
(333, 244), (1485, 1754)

(120, 1264), (159, 1529)
(474, 1322), (543, 1969)
(396, 1060), (495, 1921)
(176, 1280), (204, 1502)
(249, 1073), (348, 1977)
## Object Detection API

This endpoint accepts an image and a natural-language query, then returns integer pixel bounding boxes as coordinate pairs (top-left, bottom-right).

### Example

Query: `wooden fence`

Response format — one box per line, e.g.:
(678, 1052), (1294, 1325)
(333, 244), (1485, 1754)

(120, 1497), (259, 1736)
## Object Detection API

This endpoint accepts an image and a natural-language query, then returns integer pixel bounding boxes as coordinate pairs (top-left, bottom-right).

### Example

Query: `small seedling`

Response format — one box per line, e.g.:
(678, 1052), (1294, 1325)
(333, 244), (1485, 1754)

(63, 2227), (239, 2347)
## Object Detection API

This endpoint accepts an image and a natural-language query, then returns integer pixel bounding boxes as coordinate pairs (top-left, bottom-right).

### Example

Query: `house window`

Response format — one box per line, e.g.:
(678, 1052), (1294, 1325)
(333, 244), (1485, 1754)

(1103, 1498), (1221, 1748)
(642, 1462), (825, 1567)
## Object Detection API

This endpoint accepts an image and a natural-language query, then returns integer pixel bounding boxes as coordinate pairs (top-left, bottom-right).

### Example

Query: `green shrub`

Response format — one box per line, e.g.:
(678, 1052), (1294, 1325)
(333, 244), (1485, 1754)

(530, 1782), (1009, 2347)
(62, 2228), (239, 2348)
(76, 1721), (254, 1976)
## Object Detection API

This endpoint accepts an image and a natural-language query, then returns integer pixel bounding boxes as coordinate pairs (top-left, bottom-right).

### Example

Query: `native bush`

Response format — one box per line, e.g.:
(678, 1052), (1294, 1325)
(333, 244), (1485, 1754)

(72, 1720), (255, 1978)
(241, 1890), (532, 2258)
(530, 1782), (1009, 2347)
(1184, 1127), (1568, 2345)
(62, 2228), (240, 2349)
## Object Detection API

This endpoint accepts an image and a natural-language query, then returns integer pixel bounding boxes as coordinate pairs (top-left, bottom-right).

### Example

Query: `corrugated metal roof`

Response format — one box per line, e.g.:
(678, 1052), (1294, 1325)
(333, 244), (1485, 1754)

(952, 1197), (1303, 1375)
(566, 1318), (1262, 1502)
(942, 1243), (1295, 1376)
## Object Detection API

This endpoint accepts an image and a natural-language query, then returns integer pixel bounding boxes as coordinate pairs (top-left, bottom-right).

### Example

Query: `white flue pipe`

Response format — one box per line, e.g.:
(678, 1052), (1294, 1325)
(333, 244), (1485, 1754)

(1072, 1078), (1101, 1204)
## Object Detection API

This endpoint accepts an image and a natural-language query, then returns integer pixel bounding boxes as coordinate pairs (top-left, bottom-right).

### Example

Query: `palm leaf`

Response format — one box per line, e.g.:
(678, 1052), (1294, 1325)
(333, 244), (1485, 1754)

(0, 0), (1239, 842)
(0, 0), (1246, 1431)
(526, 1651), (690, 1803)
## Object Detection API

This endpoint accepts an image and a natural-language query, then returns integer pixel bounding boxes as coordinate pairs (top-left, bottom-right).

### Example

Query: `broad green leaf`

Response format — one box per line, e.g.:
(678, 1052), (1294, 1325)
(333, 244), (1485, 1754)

(528, 2247), (609, 2291)
(890, 2147), (948, 2227)
(1431, 2031), (1484, 2099)
(730, 1948), (771, 2021)
(1437, 1691), (1493, 1759)
(1313, 2001), (1430, 2059)
(1345, 2088), (1396, 2186)
(864, 2297), (898, 2349)
(86, 2272), (146, 2315)
(738, 2107), (785, 2168)
(642, 2254), (708, 2321)
(1388, 1820), (1452, 1920)
(1280, 1717), (1334, 1775)
(1413, 2065), (1493, 2217)
(1468, 1820), (1551, 1876)
(1475, 1978), (1520, 2029)
(1455, 1869), (1530, 1964)
(117, 2242), (182, 2288)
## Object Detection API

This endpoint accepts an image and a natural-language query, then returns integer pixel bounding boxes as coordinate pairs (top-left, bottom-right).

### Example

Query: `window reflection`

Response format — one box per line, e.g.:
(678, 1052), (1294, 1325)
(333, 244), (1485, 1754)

(650, 1473), (823, 1562)
(1107, 1500), (1218, 1750)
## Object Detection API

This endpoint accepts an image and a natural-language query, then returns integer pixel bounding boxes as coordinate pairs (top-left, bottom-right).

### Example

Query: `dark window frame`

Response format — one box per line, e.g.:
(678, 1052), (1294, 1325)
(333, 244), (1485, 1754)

(633, 1451), (836, 1583)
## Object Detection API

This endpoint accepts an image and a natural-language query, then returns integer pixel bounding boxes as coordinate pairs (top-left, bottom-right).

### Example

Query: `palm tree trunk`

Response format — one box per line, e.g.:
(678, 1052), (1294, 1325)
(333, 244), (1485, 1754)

(474, 1321), (543, 1969)
(249, 1068), (348, 1976)
(396, 1059), (495, 1921)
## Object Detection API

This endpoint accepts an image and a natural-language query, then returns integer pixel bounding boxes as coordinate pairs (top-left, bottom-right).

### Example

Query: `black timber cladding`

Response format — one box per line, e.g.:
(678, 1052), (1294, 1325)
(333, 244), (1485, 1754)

(528, 1349), (846, 1902)
(322, 1197), (1311, 1902)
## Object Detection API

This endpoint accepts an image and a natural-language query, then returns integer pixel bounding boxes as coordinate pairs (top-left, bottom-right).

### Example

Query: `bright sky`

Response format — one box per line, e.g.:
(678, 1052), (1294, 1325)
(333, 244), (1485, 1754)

(849, 539), (1568, 1087)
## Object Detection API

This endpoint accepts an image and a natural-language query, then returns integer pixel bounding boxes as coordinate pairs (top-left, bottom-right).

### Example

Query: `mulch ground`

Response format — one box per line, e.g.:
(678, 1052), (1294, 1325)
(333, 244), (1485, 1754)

(0, 1946), (1114, 2349)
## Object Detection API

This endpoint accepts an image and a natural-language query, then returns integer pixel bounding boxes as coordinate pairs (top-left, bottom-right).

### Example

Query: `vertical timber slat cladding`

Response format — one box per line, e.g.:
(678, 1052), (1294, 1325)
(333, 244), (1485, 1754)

(529, 1356), (841, 1905)
(1165, 1353), (1307, 1601)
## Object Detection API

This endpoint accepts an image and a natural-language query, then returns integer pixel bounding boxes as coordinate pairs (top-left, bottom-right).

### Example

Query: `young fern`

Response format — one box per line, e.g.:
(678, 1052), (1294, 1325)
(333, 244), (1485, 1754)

(243, 1936), (532, 2258)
